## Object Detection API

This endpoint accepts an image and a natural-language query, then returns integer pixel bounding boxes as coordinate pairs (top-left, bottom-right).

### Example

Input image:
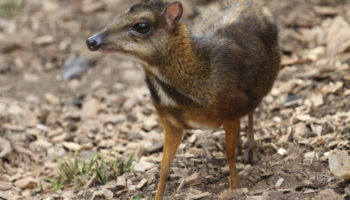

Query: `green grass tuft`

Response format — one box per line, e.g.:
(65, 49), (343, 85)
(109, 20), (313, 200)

(133, 194), (145, 200)
(47, 152), (135, 190)
(0, 0), (23, 18)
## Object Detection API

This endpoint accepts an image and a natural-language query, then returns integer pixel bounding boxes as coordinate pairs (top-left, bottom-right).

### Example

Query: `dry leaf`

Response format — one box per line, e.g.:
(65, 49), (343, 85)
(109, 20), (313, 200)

(14, 177), (38, 189)
(0, 137), (12, 158)
(329, 151), (350, 180)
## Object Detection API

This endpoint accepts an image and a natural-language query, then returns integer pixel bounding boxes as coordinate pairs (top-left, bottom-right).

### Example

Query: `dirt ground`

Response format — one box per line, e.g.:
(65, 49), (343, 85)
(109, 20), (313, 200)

(0, 0), (350, 200)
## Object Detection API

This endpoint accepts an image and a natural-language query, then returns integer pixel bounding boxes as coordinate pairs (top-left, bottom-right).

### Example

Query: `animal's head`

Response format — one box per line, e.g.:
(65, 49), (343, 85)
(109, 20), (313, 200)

(86, 0), (183, 63)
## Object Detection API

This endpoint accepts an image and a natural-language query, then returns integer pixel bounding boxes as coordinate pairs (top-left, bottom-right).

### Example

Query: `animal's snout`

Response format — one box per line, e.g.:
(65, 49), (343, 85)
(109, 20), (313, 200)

(86, 34), (102, 51)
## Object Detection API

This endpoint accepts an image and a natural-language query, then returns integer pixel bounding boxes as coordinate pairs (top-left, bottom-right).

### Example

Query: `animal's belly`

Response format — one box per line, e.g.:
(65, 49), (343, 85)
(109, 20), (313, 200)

(185, 119), (221, 130)
(182, 109), (222, 130)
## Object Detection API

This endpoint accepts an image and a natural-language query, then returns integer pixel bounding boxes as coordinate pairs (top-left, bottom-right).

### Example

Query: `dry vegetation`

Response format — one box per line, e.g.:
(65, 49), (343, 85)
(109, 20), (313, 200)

(0, 0), (349, 200)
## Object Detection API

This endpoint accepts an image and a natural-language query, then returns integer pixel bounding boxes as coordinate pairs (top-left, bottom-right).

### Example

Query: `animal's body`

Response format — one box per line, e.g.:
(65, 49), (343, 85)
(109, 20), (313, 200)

(87, 0), (280, 199)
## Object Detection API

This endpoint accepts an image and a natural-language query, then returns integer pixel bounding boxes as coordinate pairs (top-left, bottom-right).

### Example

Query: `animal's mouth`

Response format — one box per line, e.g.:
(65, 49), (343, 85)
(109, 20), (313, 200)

(99, 45), (130, 54)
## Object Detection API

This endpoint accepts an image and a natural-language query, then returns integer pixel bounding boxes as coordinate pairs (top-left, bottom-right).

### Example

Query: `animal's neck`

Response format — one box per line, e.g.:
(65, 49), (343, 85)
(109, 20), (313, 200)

(167, 22), (200, 72)
(148, 22), (209, 87)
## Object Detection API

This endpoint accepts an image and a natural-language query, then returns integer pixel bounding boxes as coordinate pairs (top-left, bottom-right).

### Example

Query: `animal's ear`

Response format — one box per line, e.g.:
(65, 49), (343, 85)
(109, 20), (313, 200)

(162, 1), (183, 32)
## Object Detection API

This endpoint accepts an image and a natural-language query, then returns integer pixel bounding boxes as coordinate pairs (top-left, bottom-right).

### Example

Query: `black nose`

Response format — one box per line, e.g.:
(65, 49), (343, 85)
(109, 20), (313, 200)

(86, 35), (102, 51)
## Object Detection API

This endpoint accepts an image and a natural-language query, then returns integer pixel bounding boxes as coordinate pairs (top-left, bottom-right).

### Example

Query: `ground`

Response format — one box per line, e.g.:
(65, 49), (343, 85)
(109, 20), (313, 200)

(0, 0), (349, 200)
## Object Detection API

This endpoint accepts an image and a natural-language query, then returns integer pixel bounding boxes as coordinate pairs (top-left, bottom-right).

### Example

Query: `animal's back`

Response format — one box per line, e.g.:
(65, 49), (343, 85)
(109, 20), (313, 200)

(192, 0), (280, 119)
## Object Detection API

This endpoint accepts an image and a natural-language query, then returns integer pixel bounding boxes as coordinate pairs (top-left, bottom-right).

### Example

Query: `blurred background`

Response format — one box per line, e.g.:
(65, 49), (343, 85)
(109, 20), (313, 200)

(0, 0), (349, 199)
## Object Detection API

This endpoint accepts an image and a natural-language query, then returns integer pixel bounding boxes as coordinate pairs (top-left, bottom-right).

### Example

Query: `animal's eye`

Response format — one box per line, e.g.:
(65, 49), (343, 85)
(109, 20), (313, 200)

(131, 22), (151, 35)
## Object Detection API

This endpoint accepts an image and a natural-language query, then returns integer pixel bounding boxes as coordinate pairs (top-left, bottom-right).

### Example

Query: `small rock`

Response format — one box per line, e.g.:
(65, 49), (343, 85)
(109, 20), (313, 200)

(312, 189), (343, 200)
(45, 93), (60, 105)
(134, 160), (154, 172)
(116, 177), (126, 189)
(14, 177), (38, 189)
(273, 116), (282, 123)
(68, 79), (80, 90)
(103, 181), (118, 189)
(186, 192), (212, 200)
(0, 137), (12, 158)
(33, 139), (52, 149)
(345, 187), (350, 197)
(81, 98), (99, 120)
(309, 94), (324, 107)
(82, 2), (105, 13)
(329, 151), (350, 180)
(47, 128), (63, 138)
(0, 103), (6, 114)
(184, 173), (201, 186)
(262, 191), (284, 200)
(23, 73), (39, 82)
(35, 35), (54, 46)
(62, 142), (82, 151)
(101, 188), (114, 199)
(61, 57), (91, 81)
(236, 163), (245, 171)
(304, 189), (315, 194)
(246, 196), (262, 200)
(91, 188), (114, 200)
(293, 123), (309, 140)
(277, 148), (287, 156)
(275, 177), (284, 187)
(0, 181), (12, 191)
(144, 139), (163, 154)
(315, 125), (323, 137)
(301, 180), (312, 187)
(326, 16), (350, 56)
(219, 188), (248, 200)
(51, 133), (67, 143)
(61, 190), (75, 199)
(36, 124), (50, 132)
(142, 116), (158, 131)
(136, 179), (148, 190)
(123, 98), (138, 111)
(304, 152), (317, 160)
(7, 103), (23, 116)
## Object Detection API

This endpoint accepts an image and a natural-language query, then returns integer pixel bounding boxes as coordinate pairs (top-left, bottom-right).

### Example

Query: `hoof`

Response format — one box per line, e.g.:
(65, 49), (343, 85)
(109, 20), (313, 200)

(243, 141), (258, 164)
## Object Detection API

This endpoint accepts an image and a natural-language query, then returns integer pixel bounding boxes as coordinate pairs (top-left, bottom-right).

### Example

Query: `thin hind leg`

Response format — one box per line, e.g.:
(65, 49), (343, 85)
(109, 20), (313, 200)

(244, 111), (258, 164)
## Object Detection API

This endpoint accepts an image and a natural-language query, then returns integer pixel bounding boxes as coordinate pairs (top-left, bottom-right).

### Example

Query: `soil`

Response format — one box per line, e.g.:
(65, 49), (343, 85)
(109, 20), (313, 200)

(0, 0), (349, 200)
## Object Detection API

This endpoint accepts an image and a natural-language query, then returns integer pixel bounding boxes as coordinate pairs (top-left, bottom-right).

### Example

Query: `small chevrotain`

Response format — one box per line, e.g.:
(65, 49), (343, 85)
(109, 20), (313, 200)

(87, 0), (280, 199)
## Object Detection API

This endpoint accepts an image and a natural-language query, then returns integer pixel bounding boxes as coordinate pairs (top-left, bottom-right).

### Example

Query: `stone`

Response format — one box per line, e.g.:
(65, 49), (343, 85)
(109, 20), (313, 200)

(329, 151), (350, 180)
(186, 192), (212, 200)
(14, 177), (38, 189)
(275, 178), (284, 187)
(33, 139), (52, 149)
(184, 173), (201, 186)
(134, 160), (154, 173)
(81, 98), (99, 120)
(219, 188), (248, 200)
(277, 148), (287, 156)
(116, 177), (126, 189)
(0, 137), (12, 158)
(45, 93), (60, 105)
(62, 142), (82, 151)
(312, 189), (343, 200)
(136, 179), (148, 190)
(0, 181), (12, 191)
(61, 57), (91, 81)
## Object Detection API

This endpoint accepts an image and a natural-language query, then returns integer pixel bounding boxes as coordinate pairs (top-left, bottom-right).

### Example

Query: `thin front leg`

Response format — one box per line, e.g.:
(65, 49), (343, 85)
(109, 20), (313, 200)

(244, 111), (258, 164)
(223, 119), (240, 189)
(155, 119), (184, 200)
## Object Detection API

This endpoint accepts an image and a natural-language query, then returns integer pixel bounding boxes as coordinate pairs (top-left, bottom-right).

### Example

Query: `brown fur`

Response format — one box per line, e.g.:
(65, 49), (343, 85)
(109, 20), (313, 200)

(87, 0), (280, 199)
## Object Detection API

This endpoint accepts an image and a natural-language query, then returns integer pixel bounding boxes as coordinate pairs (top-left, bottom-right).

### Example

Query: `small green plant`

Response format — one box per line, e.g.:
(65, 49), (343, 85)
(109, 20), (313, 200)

(133, 194), (145, 200)
(0, 0), (23, 18)
(47, 152), (135, 190)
